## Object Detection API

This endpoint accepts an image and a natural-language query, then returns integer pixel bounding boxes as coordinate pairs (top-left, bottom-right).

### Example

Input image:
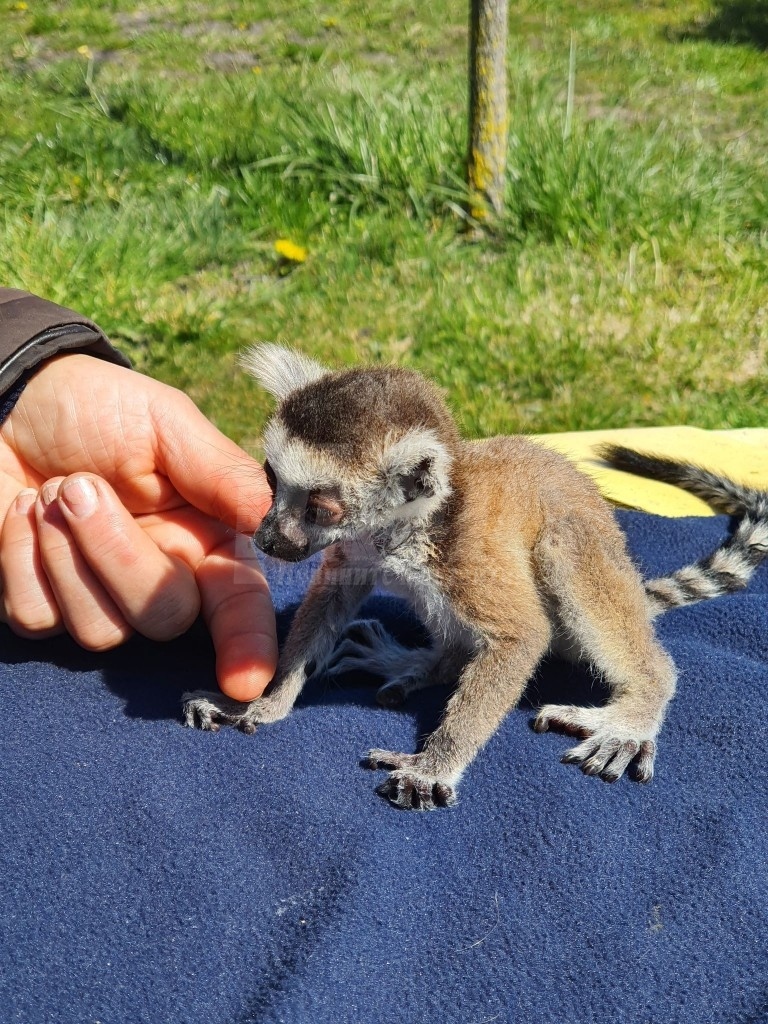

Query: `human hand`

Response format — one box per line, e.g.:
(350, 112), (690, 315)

(0, 353), (277, 701)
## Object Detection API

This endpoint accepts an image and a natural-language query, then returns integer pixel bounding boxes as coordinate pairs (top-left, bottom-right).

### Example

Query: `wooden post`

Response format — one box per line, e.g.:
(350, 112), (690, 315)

(467, 0), (509, 220)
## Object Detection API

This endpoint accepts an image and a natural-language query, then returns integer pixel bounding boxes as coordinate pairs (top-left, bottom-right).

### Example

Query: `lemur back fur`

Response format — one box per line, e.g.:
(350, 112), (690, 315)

(183, 347), (768, 811)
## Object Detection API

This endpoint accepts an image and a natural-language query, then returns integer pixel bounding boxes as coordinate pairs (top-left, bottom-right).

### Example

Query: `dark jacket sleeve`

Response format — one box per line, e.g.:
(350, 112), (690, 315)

(0, 288), (131, 397)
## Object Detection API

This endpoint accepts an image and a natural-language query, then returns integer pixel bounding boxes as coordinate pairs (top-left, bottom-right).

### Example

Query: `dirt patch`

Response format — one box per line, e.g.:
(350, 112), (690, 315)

(360, 50), (397, 65)
(180, 20), (271, 40)
(204, 50), (260, 71)
(114, 9), (173, 33)
(554, 90), (640, 124)
(115, 10), (272, 41)
(7, 46), (129, 74)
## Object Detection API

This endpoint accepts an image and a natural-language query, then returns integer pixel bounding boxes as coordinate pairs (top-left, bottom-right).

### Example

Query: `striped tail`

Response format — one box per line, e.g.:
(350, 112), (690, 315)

(598, 445), (768, 616)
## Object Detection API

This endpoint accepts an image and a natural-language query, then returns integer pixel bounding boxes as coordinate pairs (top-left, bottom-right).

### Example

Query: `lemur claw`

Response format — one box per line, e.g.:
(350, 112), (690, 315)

(182, 691), (240, 731)
(533, 703), (658, 783)
(325, 619), (438, 709)
(182, 690), (284, 733)
(364, 750), (457, 810)
(363, 748), (418, 770)
(324, 619), (403, 677)
(375, 770), (457, 811)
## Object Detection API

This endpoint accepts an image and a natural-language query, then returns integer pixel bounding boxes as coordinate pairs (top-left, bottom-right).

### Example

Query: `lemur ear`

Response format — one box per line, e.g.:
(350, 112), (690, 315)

(379, 428), (453, 505)
(240, 344), (329, 400)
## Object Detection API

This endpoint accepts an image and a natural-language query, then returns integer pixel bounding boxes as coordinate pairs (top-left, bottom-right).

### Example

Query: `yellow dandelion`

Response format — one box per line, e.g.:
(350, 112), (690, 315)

(251, 65), (262, 75)
(77, 45), (93, 59)
(13, 2), (28, 11)
(274, 239), (307, 263)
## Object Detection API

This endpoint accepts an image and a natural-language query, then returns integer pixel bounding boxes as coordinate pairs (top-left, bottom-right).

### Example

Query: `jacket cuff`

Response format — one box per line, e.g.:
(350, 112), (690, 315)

(0, 288), (131, 397)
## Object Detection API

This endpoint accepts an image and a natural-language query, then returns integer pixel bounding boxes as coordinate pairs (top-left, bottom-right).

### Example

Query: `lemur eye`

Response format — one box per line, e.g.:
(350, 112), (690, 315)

(305, 494), (344, 526)
(263, 460), (277, 495)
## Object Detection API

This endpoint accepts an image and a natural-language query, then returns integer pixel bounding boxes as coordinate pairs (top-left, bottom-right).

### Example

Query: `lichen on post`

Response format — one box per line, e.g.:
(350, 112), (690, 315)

(467, 0), (509, 221)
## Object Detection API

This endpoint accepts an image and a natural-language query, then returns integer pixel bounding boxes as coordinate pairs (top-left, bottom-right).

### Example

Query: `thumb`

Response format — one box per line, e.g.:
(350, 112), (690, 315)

(152, 391), (272, 533)
(196, 538), (278, 701)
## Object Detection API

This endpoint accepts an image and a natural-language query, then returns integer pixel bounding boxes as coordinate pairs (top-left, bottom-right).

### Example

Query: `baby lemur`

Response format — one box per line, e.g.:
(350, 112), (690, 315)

(184, 347), (768, 810)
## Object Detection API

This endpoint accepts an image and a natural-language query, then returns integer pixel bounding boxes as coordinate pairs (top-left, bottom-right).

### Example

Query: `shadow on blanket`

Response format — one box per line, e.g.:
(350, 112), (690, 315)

(0, 512), (766, 1024)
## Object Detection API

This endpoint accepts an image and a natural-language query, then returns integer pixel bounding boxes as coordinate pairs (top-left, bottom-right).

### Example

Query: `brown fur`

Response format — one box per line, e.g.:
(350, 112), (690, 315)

(280, 367), (460, 463)
(183, 349), (691, 810)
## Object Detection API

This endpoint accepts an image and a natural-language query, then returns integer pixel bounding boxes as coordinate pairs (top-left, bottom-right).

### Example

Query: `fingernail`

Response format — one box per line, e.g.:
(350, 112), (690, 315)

(59, 477), (98, 518)
(15, 489), (37, 515)
(40, 481), (59, 507)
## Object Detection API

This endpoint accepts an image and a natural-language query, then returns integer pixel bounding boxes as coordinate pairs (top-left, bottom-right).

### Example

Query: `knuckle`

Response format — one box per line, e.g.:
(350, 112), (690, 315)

(139, 588), (201, 641)
(2, 595), (62, 636)
(89, 529), (142, 570)
(6, 613), (63, 638)
(67, 609), (132, 651)
(76, 624), (132, 652)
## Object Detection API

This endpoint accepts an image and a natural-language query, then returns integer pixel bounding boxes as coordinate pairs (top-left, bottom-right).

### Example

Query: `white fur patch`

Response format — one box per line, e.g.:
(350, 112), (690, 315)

(674, 566), (720, 598)
(241, 344), (328, 401)
(263, 418), (341, 491)
(709, 547), (751, 583)
(385, 494), (444, 524)
(741, 519), (768, 551)
(380, 427), (453, 502)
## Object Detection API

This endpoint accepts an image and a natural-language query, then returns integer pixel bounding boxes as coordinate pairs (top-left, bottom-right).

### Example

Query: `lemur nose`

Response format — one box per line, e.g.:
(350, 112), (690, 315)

(252, 520), (310, 562)
(252, 513), (277, 555)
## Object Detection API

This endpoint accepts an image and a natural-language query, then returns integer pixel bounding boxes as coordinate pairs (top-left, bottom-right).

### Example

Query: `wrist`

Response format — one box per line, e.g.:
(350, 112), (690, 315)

(0, 375), (30, 427)
(0, 288), (130, 406)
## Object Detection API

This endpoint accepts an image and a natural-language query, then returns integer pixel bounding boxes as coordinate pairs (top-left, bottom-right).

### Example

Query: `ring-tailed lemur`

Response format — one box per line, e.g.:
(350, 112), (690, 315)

(183, 346), (768, 810)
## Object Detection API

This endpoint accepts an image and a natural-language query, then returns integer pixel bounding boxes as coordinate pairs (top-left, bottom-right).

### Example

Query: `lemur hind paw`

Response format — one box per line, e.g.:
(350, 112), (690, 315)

(364, 750), (457, 810)
(533, 703), (658, 782)
(325, 619), (410, 677)
(374, 680), (409, 708)
(325, 619), (436, 708)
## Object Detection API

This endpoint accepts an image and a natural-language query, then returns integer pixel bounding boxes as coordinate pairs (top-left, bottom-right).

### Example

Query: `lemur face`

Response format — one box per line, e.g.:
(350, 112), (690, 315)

(253, 416), (449, 562)
(243, 344), (458, 563)
(251, 481), (343, 562)
(252, 425), (350, 562)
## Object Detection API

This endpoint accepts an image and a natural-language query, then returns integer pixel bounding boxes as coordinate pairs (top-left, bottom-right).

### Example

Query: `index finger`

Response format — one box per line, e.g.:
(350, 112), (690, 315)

(151, 393), (272, 534)
(196, 538), (278, 701)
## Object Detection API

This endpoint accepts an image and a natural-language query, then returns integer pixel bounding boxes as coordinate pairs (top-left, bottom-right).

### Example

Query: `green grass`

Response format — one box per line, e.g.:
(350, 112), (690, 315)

(0, 0), (766, 445)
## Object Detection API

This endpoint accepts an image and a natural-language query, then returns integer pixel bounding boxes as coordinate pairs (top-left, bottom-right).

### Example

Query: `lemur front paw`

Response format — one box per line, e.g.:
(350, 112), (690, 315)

(533, 704), (657, 782)
(182, 690), (285, 734)
(364, 749), (457, 810)
(325, 619), (436, 708)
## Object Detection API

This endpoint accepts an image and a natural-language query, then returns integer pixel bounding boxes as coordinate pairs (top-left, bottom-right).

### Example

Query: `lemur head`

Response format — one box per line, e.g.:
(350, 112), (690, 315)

(243, 345), (459, 561)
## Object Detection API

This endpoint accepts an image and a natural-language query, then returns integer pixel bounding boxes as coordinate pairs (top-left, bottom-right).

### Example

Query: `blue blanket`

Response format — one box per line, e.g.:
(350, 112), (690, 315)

(1, 511), (766, 1024)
